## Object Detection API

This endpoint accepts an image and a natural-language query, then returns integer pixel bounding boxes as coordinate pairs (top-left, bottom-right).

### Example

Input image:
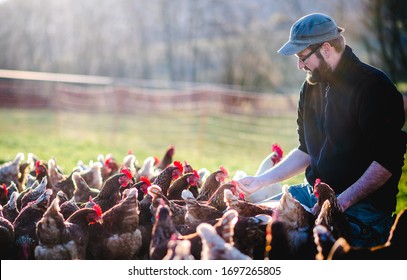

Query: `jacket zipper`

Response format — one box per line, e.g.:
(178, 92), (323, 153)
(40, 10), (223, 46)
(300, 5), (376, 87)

(316, 83), (330, 174)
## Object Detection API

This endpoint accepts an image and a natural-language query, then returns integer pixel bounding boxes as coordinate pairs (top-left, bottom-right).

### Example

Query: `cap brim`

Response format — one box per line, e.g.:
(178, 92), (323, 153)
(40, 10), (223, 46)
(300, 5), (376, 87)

(277, 41), (309, 56)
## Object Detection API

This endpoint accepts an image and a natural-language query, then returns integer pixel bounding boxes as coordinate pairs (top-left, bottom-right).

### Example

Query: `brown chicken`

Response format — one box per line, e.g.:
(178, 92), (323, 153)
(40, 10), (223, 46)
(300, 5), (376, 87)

(36, 195), (102, 260)
(72, 171), (100, 203)
(0, 152), (24, 188)
(100, 154), (120, 182)
(196, 166), (229, 201)
(92, 167), (134, 212)
(205, 181), (237, 211)
(197, 222), (251, 260)
(59, 195), (80, 220)
(2, 191), (19, 223)
(130, 176), (151, 201)
(181, 189), (223, 227)
(232, 213), (272, 259)
(13, 189), (52, 259)
(148, 184), (186, 226)
(20, 177), (48, 210)
(149, 204), (180, 260)
(0, 204), (16, 259)
(79, 161), (103, 189)
(154, 144), (175, 173)
(224, 188), (274, 217)
(166, 171), (200, 200)
(313, 179), (352, 239)
(274, 185), (316, 259)
(34, 160), (54, 190)
(163, 239), (194, 260)
(152, 160), (183, 195)
(47, 158), (66, 188)
(87, 188), (142, 259)
(52, 170), (77, 200)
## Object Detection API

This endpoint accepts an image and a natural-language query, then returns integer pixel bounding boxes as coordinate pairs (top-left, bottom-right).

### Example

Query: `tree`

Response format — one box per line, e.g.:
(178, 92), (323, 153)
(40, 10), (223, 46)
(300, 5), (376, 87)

(361, 0), (407, 84)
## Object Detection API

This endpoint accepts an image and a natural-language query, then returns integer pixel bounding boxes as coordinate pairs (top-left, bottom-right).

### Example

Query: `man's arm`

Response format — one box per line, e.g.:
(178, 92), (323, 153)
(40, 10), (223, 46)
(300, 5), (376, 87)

(337, 161), (392, 211)
(237, 148), (310, 195)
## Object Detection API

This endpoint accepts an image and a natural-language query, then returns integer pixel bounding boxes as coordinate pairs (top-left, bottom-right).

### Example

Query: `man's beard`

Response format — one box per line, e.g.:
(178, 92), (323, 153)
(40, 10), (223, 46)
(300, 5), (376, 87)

(306, 55), (333, 85)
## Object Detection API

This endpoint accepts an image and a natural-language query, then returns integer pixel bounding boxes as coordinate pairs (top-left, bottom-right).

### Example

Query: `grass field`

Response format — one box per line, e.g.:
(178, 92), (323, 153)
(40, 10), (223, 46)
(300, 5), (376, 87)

(1, 108), (406, 213)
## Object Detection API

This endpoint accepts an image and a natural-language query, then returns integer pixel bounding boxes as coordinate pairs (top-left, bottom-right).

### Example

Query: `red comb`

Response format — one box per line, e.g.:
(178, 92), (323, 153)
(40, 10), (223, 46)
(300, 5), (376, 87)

(104, 157), (113, 165)
(2, 184), (8, 196)
(121, 167), (133, 179)
(173, 161), (183, 173)
(153, 156), (160, 165)
(140, 176), (151, 186)
(314, 178), (321, 187)
(219, 166), (229, 176)
(239, 192), (245, 200)
(193, 170), (199, 178)
(93, 204), (102, 217)
(128, 149), (134, 154)
(271, 144), (283, 159)
(35, 160), (41, 167)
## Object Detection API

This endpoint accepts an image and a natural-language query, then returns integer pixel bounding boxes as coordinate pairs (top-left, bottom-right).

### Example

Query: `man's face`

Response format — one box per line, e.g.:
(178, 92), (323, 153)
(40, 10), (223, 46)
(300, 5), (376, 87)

(296, 45), (333, 85)
(306, 53), (333, 85)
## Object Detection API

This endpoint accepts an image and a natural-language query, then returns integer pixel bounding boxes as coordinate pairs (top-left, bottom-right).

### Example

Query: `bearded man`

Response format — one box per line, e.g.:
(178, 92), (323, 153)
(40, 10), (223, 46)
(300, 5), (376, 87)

(237, 13), (406, 248)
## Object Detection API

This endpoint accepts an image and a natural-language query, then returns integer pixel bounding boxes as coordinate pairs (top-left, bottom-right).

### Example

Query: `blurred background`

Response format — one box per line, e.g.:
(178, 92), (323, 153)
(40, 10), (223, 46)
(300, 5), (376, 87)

(0, 0), (406, 210)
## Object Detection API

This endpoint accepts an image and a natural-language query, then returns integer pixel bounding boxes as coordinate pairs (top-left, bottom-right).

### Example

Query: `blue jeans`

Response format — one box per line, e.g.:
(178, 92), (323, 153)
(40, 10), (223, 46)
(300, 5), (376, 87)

(287, 183), (392, 248)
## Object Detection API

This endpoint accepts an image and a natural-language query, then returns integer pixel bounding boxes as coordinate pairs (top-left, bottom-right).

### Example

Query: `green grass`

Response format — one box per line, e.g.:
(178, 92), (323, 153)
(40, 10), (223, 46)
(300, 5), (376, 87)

(1, 108), (406, 213)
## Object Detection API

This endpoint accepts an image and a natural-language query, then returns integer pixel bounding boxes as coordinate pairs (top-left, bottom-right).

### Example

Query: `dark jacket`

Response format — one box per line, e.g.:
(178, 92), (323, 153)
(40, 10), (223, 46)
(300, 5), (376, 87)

(297, 46), (406, 214)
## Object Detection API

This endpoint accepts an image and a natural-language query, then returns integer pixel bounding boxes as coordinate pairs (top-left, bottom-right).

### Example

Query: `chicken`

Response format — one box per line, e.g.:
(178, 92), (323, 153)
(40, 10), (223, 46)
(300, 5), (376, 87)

(79, 161), (103, 189)
(163, 239), (194, 260)
(0, 205), (16, 259)
(35, 196), (69, 259)
(92, 167), (134, 212)
(274, 185), (316, 259)
(255, 143), (284, 175)
(154, 144), (175, 173)
(47, 158), (66, 188)
(197, 222), (251, 260)
(17, 156), (33, 192)
(181, 189), (223, 227)
(53, 170), (76, 200)
(0, 152), (24, 188)
(313, 224), (337, 260)
(87, 188), (142, 259)
(60, 196), (80, 220)
(122, 153), (138, 178)
(232, 213), (271, 259)
(327, 208), (407, 260)
(152, 160), (183, 196)
(166, 170), (200, 200)
(72, 171), (100, 203)
(2, 191), (19, 223)
(34, 160), (53, 190)
(196, 166), (229, 201)
(13, 189), (52, 259)
(313, 179), (352, 239)
(131, 176), (151, 201)
(100, 154), (120, 182)
(149, 204), (179, 260)
(206, 181), (237, 211)
(137, 156), (159, 181)
(237, 144), (284, 203)
(20, 177), (48, 210)
(0, 183), (9, 205)
(224, 188), (274, 217)
(148, 184), (186, 226)
(265, 218), (293, 260)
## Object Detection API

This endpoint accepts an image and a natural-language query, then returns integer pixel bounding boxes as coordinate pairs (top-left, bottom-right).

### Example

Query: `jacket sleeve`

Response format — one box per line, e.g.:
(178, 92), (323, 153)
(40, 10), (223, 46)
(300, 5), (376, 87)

(357, 71), (406, 174)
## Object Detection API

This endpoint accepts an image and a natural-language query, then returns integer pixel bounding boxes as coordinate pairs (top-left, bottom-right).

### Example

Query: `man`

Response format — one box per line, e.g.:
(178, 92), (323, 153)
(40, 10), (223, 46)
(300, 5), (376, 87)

(237, 13), (406, 247)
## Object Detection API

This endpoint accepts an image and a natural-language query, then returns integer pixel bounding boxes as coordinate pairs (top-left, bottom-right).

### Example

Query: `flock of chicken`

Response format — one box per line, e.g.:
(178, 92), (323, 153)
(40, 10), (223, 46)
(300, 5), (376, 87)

(0, 145), (406, 260)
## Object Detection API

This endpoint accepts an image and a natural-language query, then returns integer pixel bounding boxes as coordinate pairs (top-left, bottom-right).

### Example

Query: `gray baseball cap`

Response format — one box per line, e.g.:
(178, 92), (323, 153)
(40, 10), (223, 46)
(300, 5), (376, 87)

(278, 13), (344, 55)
